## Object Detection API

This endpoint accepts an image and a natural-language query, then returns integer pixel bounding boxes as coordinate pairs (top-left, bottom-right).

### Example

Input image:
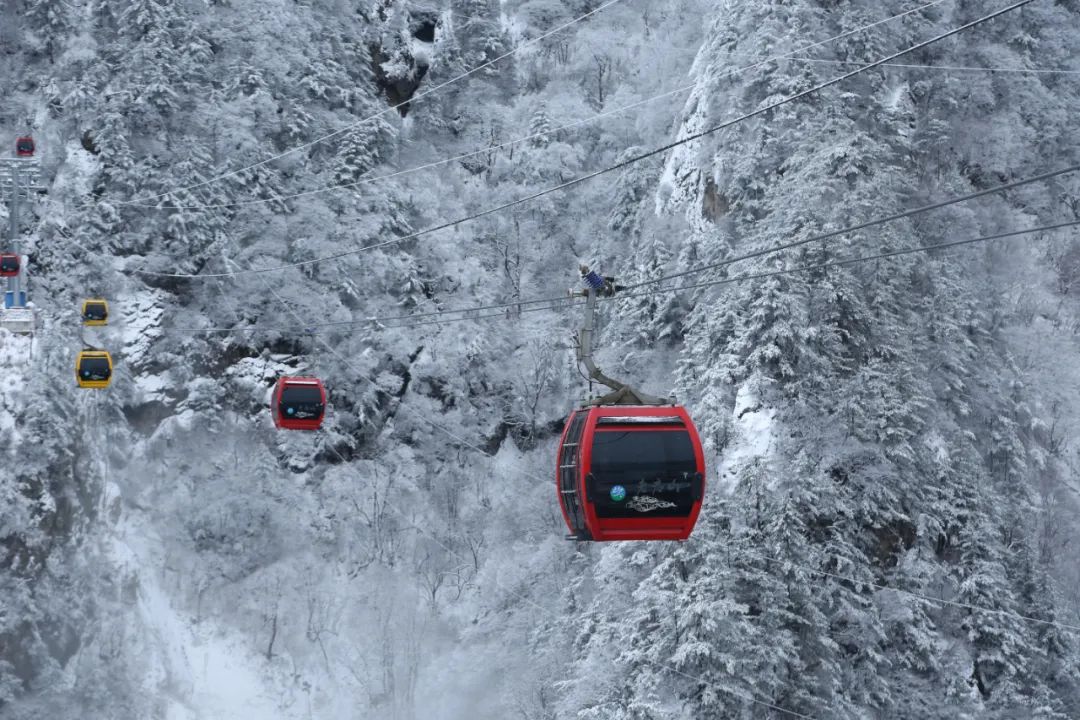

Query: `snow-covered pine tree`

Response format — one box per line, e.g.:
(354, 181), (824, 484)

(601, 1), (1080, 716)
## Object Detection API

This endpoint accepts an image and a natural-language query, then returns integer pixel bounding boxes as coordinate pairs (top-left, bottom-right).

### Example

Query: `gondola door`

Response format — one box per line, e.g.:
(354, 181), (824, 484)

(557, 411), (590, 540)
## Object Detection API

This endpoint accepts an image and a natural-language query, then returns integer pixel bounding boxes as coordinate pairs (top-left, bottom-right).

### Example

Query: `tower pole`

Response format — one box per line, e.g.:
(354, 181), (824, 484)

(8, 163), (22, 308)
(1, 154), (40, 333)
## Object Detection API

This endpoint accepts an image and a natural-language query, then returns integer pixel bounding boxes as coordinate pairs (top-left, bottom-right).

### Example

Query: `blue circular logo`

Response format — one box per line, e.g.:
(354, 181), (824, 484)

(610, 485), (626, 502)
(286, 407), (295, 415)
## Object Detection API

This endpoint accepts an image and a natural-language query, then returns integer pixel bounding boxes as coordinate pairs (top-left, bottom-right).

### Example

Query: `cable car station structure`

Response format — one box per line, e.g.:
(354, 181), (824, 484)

(1, 145), (40, 334)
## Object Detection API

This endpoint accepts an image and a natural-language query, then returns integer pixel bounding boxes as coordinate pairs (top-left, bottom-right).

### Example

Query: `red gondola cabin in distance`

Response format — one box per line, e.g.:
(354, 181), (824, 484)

(557, 405), (706, 542)
(271, 377), (326, 430)
(15, 137), (34, 157)
(0, 253), (19, 277)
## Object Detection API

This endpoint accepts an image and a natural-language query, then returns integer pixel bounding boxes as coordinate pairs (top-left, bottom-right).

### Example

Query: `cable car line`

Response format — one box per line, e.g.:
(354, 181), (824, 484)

(614, 219), (1080, 303)
(196, 165), (1078, 336)
(129, 0), (948, 212)
(240, 263), (820, 720)
(205, 294), (579, 335)
(221, 219), (1080, 338)
(104, 0), (631, 208)
(786, 56), (1080, 75)
(219, 228), (1077, 714)
(391, 220), (1080, 331)
(370, 227), (1080, 637)
(246, 237), (1080, 712)
(132, 86), (699, 211)
(350, 221), (1080, 343)
(26, 0), (1070, 705)
(132, 0), (1028, 280)
(376, 301), (578, 331)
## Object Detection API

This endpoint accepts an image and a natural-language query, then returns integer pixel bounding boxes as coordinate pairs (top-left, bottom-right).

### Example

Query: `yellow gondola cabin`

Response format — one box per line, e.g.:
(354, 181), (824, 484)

(76, 350), (113, 388)
(82, 299), (109, 325)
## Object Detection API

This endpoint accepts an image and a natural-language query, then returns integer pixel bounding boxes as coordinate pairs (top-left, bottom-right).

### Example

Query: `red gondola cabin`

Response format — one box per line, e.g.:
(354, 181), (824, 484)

(0, 253), (19, 277)
(557, 405), (706, 542)
(271, 377), (326, 430)
(15, 137), (34, 157)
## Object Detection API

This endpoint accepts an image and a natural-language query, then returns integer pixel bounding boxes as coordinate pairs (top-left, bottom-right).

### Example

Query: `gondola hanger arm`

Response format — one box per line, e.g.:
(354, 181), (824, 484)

(573, 270), (669, 406)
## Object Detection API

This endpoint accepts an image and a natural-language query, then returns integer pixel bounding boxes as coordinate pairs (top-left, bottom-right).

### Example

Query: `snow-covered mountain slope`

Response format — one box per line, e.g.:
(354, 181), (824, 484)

(2, 0), (1079, 718)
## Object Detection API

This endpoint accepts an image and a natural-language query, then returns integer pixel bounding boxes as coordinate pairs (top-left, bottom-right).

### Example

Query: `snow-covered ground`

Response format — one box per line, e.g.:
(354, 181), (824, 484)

(109, 512), (289, 720)
(0, 329), (33, 438)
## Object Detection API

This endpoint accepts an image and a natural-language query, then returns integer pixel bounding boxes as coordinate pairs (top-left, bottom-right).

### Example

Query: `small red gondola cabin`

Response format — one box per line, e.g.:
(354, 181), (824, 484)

(0, 253), (20, 277)
(15, 137), (34, 157)
(271, 377), (326, 430)
(557, 405), (706, 542)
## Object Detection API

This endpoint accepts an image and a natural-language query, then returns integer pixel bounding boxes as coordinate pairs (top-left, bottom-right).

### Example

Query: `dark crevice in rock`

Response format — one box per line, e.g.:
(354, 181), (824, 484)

(123, 400), (175, 437)
(81, 129), (99, 155)
(484, 420), (512, 455)
(369, 44), (429, 117)
(412, 17), (436, 43)
(702, 177), (729, 222)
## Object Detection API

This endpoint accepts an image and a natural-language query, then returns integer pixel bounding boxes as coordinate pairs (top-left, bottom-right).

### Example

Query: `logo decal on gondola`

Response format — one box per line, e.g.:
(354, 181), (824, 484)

(626, 495), (676, 513)
(610, 485), (626, 502)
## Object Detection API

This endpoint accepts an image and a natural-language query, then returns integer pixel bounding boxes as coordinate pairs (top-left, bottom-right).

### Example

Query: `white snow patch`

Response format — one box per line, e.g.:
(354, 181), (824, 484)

(499, 8), (525, 45)
(0, 329), (33, 441)
(124, 290), (167, 365)
(110, 515), (291, 720)
(656, 87), (706, 215)
(136, 372), (171, 401)
(411, 38), (433, 66)
(226, 355), (303, 407)
(924, 430), (950, 465)
(716, 381), (776, 494)
(51, 140), (100, 198)
(885, 81), (909, 112)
